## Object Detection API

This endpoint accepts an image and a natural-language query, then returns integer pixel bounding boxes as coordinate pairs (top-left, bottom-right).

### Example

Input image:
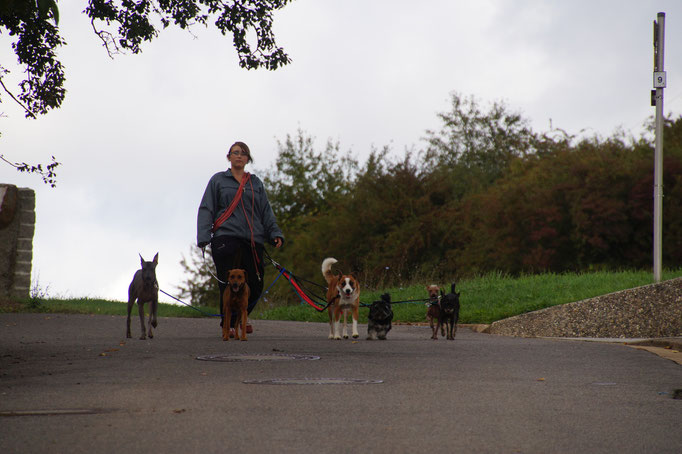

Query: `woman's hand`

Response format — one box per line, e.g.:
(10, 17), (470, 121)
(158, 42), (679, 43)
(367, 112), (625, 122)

(274, 237), (283, 248)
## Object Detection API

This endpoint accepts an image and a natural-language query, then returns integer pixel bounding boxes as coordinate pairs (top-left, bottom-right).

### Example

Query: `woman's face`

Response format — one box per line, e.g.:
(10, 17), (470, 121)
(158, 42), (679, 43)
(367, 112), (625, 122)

(227, 145), (249, 167)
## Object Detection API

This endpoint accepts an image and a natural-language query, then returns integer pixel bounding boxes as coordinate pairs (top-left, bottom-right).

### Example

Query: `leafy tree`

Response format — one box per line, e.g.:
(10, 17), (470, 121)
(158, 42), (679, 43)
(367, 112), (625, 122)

(256, 129), (358, 292)
(261, 128), (358, 225)
(0, 0), (63, 117)
(452, 119), (682, 275)
(0, 0), (293, 183)
(423, 92), (536, 189)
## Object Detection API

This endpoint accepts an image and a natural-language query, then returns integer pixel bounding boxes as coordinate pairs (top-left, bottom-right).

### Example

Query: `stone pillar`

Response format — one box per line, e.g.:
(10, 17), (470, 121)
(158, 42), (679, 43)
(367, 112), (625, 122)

(0, 184), (36, 300)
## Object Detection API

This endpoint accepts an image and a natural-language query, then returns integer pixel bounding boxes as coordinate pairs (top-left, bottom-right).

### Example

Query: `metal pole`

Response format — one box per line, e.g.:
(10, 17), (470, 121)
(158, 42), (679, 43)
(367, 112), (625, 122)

(653, 12), (665, 283)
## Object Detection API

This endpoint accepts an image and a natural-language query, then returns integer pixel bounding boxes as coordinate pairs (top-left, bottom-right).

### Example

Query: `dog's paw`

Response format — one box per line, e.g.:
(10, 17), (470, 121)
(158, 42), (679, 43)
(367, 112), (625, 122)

(352, 334), (359, 339)
(334, 336), (342, 340)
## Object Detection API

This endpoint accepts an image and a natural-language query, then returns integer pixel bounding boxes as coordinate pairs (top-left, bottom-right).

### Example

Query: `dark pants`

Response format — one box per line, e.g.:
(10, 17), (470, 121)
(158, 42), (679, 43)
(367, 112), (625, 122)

(211, 236), (264, 326)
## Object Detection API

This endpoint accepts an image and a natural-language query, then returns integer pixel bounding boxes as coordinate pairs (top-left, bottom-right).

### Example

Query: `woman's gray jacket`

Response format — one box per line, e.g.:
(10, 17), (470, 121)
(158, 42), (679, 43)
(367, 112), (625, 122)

(197, 170), (284, 248)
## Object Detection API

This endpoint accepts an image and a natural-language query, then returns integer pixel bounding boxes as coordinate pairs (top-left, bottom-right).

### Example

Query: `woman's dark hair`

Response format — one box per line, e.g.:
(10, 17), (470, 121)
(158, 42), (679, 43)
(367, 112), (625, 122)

(229, 141), (253, 163)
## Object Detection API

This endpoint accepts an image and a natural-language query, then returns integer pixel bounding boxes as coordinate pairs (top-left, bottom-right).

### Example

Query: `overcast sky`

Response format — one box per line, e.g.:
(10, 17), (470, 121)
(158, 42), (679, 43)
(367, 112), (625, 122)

(1, 0), (681, 303)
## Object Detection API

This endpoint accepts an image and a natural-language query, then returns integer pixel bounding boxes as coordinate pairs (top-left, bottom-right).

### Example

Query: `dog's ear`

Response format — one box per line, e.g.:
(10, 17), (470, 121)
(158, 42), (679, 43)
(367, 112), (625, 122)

(153, 252), (158, 266)
(139, 253), (145, 266)
(242, 269), (248, 281)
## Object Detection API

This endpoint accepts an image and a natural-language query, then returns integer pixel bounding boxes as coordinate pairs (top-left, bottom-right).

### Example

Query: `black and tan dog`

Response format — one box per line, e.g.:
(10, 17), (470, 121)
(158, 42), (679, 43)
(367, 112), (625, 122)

(223, 269), (250, 341)
(426, 284), (443, 340)
(322, 257), (360, 339)
(367, 293), (393, 340)
(127, 253), (159, 340)
(439, 283), (460, 340)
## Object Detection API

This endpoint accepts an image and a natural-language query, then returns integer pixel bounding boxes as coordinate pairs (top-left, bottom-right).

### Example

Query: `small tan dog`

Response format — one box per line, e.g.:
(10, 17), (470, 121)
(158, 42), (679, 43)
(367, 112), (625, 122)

(322, 257), (360, 339)
(426, 284), (444, 340)
(222, 269), (250, 341)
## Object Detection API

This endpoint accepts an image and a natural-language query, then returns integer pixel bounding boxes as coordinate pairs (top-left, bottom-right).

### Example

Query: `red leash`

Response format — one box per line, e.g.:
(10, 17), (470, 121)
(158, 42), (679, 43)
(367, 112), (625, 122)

(281, 268), (325, 311)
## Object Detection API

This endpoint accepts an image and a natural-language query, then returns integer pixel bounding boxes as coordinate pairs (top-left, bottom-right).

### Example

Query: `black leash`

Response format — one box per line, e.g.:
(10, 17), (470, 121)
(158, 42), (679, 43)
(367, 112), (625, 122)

(157, 262), (286, 317)
(191, 247), (436, 314)
(159, 288), (221, 317)
(264, 251), (433, 309)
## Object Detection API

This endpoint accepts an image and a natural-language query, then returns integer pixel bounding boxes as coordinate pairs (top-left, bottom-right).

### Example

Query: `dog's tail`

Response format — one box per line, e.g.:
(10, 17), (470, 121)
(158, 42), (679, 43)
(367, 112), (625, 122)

(321, 257), (338, 284)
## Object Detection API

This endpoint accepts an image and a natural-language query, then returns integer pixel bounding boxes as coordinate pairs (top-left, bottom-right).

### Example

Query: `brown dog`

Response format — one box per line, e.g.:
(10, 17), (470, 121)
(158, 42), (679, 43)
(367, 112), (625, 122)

(426, 284), (443, 340)
(222, 269), (250, 341)
(322, 257), (360, 339)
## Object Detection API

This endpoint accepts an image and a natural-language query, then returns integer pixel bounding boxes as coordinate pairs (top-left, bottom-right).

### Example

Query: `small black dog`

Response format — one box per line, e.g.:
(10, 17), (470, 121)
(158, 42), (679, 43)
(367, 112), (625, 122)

(127, 253), (159, 340)
(367, 293), (393, 340)
(439, 283), (460, 340)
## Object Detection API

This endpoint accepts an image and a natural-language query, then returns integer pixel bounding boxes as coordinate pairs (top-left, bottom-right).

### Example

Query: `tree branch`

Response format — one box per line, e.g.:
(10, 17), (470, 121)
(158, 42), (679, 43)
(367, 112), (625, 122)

(0, 77), (37, 119)
(0, 154), (61, 187)
(90, 18), (119, 59)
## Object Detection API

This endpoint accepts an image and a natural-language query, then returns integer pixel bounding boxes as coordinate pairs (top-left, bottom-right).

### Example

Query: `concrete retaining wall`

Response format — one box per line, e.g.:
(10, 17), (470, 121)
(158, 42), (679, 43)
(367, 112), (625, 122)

(0, 184), (36, 300)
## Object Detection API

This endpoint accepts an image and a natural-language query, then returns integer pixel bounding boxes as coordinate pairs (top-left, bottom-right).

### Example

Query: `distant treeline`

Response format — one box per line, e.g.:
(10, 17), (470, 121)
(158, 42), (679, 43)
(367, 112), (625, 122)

(179, 93), (682, 306)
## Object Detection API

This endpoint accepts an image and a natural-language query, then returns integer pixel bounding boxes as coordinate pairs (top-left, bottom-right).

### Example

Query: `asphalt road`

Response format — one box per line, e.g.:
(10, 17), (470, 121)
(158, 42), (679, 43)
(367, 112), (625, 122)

(1, 313), (681, 454)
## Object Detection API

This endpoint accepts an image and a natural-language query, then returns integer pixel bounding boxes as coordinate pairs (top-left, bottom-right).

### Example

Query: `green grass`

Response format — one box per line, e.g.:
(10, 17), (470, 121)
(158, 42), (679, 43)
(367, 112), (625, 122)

(0, 297), (218, 319)
(256, 269), (682, 324)
(5, 269), (682, 324)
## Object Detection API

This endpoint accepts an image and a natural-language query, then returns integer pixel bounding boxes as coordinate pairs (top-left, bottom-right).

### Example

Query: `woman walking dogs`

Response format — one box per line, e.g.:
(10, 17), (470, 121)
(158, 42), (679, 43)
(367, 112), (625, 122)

(197, 141), (284, 336)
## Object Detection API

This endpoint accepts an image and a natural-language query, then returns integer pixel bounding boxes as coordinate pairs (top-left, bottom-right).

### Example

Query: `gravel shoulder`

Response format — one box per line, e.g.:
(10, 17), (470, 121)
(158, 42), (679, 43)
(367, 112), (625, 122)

(487, 277), (682, 340)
